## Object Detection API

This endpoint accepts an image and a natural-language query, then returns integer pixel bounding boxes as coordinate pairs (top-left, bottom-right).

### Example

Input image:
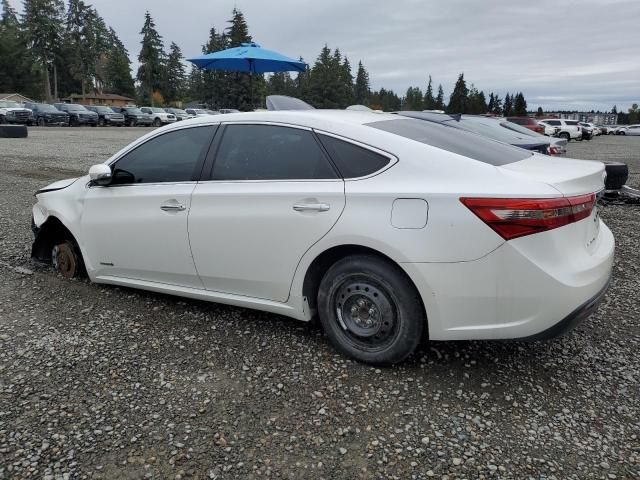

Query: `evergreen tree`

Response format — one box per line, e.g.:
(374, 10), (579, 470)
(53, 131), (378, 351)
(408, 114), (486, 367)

(403, 86), (423, 110)
(339, 55), (354, 106)
(536, 106), (543, 117)
(186, 64), (204, 103)
(467, 84), (487, 114)
(487, 92), (495, 113)
(423, 75), (436, 110)
(103, 27), (135, 97)
(164, 42), (186, 103)
(225, 8), (259, 110)
(295, 58), (311, 103)
(309, 44), (345, 108)
(22, 0), (65, 101)
(491, 93), (502, 115)
(354, 61), (370, 105)
(435, 84), (445, 110)
(200, 27), (229, 108)
(266, 71), (297, 97)
(513, 92), (527, 116)
(611, 105), (617, 114)
(0, 0), (43, 97)
(446, 73), (468, 113)
(369, 88), (401, 111)
(503, 93), (513, 116)
(137, 11), (165, 105)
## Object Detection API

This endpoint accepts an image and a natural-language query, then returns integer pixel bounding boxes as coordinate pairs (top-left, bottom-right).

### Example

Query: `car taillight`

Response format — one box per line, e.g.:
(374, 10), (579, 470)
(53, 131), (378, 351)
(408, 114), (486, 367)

(547, 146), (561, 155)
(460, 193), (596, 240)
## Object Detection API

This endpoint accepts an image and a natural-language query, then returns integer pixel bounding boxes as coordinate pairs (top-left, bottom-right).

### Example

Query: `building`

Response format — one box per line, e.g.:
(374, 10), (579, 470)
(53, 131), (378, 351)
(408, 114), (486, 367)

(62, 93), (135, 107)
(542, 112), (619, 125)
(0, 93), (35, 104)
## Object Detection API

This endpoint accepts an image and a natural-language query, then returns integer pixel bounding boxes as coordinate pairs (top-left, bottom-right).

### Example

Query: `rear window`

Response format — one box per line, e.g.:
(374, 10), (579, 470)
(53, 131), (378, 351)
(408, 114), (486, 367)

(366, 119), (531, 165)
(317, 134), (390, 178)
(565, 120), (579, 125)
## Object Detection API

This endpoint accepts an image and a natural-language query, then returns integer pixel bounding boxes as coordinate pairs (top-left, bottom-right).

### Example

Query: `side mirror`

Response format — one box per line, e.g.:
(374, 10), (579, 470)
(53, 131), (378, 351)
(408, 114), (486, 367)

(89, 164), (112, 186)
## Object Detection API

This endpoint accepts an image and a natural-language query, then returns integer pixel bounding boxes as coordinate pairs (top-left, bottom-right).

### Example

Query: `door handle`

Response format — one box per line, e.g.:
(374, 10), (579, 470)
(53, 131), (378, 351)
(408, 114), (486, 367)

(293, 203), (330, 212)
(160, 203), (186, 212)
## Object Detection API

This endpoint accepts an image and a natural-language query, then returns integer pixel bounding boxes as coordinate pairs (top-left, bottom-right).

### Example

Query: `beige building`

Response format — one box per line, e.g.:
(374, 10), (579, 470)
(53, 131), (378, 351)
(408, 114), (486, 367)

(63, 93), (135, 107)
(0, 93), (35, 103)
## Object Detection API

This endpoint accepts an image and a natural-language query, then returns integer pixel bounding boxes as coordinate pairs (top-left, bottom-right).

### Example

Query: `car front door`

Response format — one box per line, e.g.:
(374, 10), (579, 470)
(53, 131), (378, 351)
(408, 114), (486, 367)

(188, 123), (345, 302)
(80, 125), (217, 288)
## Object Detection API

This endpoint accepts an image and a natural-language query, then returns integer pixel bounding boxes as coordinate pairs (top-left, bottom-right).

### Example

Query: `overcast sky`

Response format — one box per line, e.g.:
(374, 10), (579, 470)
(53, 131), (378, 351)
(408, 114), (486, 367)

(8, 0), (640, 111)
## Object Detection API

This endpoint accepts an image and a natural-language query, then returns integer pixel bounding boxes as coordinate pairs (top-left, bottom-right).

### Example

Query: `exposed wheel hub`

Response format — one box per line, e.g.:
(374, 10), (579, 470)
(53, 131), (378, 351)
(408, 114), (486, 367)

(52, 242), (77, 279)
(335, 281), (396, 342)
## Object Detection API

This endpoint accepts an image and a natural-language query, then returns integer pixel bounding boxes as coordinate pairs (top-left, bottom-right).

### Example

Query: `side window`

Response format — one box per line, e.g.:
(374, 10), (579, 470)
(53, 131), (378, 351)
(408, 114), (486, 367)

(212, 124), (338, 180)
(111, 126), (214, 184)
(547, 120), (561, 126)
(317, 133), (390, 178)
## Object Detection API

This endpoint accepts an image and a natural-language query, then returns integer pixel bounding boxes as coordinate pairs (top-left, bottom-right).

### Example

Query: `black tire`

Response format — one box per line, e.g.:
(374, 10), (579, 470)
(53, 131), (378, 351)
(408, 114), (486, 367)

(603, 162), (629, 190)
(128, 119), (136, 127)
(98, 117), (105, 127)
(37, 117), (46, 127)
(153, 117), (162, 127)
(559, 132), (570, 141)
(0, 124), (28, 138)
(70, 116), (78, 127)
(317, 255), (424, 365)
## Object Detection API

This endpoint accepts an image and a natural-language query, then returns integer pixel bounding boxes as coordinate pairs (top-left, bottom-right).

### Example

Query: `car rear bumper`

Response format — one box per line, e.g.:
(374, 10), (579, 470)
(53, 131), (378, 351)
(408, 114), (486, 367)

(402, 220), (614, 341)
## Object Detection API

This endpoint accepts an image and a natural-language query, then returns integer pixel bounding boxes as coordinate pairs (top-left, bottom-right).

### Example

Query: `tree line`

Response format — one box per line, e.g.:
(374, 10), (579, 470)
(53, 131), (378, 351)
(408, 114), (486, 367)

(0, 1), (555, 116)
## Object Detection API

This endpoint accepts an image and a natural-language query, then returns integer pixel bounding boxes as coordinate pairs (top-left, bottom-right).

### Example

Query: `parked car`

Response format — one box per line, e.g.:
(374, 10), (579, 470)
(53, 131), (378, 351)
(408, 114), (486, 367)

(185, 108), (212, 117)
(396, 112), (560, 155)
(506, 116), (545, 134)
(206, 110), (221, 115)
(580, 125), (593, 141)
(0, 100), (32, 125)
(622, 124), (640, 135)
(218, 108), (240, 114)
(164, 108), (193, 121)
(111, 106), (154, 127)
(578, 122), (598, 137)
(24, 103), (70, 126)
(538, 119), (582, 141)
(537, 121), (560, 136)
(86, 105), (125, 126)
(597, 126), (609, 135)
(30, 111), (613, 365)
(140, 107), (177, 127)
(53, 103), (98, 126)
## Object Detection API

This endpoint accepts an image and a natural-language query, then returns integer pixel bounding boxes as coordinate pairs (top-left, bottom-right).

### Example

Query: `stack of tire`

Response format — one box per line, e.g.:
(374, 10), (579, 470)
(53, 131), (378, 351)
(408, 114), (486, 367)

(0, 124), (28, 138)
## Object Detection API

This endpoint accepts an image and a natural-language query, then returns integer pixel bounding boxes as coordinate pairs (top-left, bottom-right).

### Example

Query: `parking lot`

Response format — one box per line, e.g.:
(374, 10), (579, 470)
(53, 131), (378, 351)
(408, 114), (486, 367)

(0, 128), (638, 479)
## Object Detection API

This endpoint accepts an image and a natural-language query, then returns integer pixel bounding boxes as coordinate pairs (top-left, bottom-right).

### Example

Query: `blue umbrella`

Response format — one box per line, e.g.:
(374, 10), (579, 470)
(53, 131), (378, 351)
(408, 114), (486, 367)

(187, 42), (306, 108)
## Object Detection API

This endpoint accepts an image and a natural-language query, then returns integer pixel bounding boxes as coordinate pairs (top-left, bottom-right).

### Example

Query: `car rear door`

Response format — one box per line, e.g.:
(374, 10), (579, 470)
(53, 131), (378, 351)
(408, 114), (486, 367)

(81, 125), (217, 288)
(188, 123), (345, 302)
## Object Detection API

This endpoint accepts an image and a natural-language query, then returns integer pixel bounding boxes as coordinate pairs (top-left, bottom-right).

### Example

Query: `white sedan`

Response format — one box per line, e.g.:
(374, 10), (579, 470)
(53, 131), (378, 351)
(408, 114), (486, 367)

(30, 111), (614, 365)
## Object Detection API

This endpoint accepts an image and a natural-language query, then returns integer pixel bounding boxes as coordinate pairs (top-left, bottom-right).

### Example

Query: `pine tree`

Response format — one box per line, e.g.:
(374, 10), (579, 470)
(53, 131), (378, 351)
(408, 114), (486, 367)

(103, 27), (135, 97)
(22, 0), (65, 101)
(423, 75), (436, 110)
(200, 27), (228, 108)
(491, 94), (502, 115)
(165, 42), (186, 103)
(186, 64), (204, 103)
(503, 93), (513, 116)
(340, 55), (354, 106)
(487, 93), (495, 113)
(309, 44), (345, 108)
(446, 73), (468, 113)
(137, 11), (165, 105)
(513, 92), (527, 116)
(354, 61), (370, 105)
(611, 105), (617, 114)
(403, 86), (423, 110)
(226, 8), (259, 110)
(467, 84), (487, 114)
(435, 84), (445, 110)
(536, 106), (543, 117)
(0, 0), (42, 97)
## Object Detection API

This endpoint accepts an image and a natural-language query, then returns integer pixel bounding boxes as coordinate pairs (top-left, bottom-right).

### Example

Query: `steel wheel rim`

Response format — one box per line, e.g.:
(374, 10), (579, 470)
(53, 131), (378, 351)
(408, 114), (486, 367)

(333, 276), (399, 351)
(52, 244), (76, 278)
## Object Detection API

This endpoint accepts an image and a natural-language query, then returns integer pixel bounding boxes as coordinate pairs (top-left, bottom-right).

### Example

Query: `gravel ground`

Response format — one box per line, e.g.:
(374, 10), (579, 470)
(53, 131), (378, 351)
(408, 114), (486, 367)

(0, 128), (639, 479)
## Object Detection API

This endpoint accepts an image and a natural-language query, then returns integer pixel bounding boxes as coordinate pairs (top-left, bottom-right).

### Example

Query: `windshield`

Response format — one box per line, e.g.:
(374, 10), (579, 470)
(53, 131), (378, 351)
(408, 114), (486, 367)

(37, 104), (61, 113)
(151, 107), (165, 113)
(66, 104), (89, 111)
(193, 109), (207, 114)
(127, 108), (143, 115)
(95, 106), (114, 113)
(367, 118), (532, 166)
(171, 109), (187, 114)
(0, 100), (21, 108)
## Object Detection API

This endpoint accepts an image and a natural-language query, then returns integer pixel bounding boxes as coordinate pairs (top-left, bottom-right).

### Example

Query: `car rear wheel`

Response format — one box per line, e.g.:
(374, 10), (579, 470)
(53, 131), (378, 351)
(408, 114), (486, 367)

(98, 118), (105, 127)
(128, 119), (136, 127)
(559, 132), (570, 141)
(317, 255), (424, 365)
(52, 241), (81, 278)
(37, 117), (46, 127)
(153, 118), (162, 127)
